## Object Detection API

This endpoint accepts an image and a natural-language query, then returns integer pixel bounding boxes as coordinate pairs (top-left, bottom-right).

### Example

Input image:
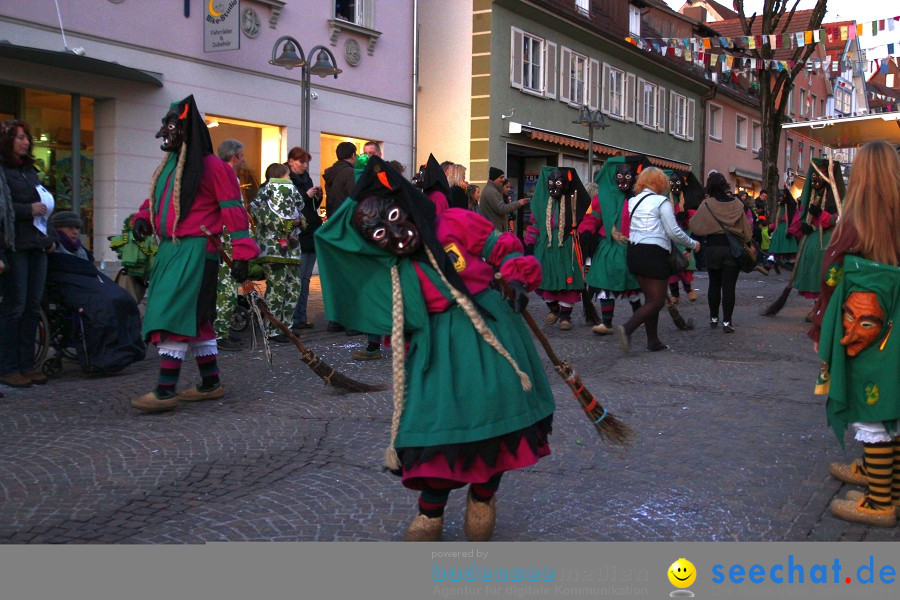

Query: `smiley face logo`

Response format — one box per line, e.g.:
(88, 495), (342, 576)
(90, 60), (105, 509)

(668, 558), (696, 588)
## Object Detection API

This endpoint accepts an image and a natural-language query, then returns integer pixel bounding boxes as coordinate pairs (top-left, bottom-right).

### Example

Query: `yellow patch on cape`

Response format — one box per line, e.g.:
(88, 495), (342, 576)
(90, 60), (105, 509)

(443, 242), (466, 273)
(864, 383), (879, 406)
(825, 265), (842, 287)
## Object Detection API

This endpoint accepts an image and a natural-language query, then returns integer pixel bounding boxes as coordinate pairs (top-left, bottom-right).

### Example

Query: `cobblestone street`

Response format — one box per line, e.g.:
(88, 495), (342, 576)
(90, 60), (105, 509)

(1, 271), (897, 543)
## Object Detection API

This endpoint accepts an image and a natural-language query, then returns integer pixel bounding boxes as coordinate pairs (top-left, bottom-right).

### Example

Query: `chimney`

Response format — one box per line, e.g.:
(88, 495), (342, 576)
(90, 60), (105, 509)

(683, 6), (708, 22)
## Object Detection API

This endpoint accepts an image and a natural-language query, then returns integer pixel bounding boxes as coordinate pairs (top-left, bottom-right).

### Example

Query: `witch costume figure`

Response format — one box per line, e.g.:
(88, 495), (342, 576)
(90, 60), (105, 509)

(316, 157), (554, 541)
(523, 166), (590, 330)
(766, 187), (801, 272)
(815, 256), (900, 527)
(129, 96), (260, 413)
(578, 156), (648, 335)
(665, 170), (702, 304)
(791, 159), (845, 303)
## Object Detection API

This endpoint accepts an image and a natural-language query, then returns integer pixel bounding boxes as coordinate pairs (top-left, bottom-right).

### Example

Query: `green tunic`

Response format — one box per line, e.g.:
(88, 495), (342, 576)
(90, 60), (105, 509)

(530, 166), (584, 291)
(316, 199), (554, 449)
(794, 228), (833, 295)
(584, 157), (638, 292)
(142, 237), (209, 338)
(768, 211), (799, 255)
(816, 256), (900, 443)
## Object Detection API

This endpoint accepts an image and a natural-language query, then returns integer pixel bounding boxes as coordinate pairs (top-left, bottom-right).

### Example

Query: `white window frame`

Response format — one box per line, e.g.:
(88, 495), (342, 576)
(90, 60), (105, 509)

(333, 0), (374, 29)
(560, 47), (589, 107)
(669, 91), (694, 140)
(636, 78), (660, 130)
(511, 28), (556, 99)
(799, 89), (809, 118)
(522, 32), (545, 94)
(602, 63), (631, 121)
(810, 94), (817, 119)
(575, 0), (590, 16)
(735, 114), (748, 149)
(629, 4), (641, 36)
(751, 120), (762, 153)
(708, 102), (723, 141)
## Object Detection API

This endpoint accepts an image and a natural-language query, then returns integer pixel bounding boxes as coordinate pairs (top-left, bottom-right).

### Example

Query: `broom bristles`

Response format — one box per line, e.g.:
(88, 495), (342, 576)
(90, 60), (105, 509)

(762, 284), (792, 316)
(667, 304), (694, 330)
(582, 291), (600, 325)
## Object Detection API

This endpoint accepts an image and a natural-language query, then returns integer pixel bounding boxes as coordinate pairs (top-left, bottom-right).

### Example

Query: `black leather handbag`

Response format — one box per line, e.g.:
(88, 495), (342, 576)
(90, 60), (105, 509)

(704, 203), (756, 273)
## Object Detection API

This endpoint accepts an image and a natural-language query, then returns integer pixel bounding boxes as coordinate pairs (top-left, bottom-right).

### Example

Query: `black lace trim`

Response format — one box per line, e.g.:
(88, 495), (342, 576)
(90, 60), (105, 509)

(393, 415), (553, 476)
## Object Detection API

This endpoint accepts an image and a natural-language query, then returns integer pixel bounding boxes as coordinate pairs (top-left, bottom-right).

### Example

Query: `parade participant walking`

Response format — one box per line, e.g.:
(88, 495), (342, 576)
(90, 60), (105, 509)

(666, 171), (699, 304)
(0, 119), (55, 389)
(579, 156), (647, 335)
(765, 188), (800, 274)
(316, 157), (554, 541)
(689, 172), (752, 333)
(616, 167), (699, 353)
(811, 141), (900, 527)
(524, 167), (590, 330)
(791, 159), (845, 309)
(129, 96), (259, 413)
(251, 163), (304, 335)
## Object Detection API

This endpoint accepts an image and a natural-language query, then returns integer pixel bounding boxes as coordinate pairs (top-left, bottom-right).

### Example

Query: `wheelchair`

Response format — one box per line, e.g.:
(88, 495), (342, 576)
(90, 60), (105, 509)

(34, 284), (88, 376)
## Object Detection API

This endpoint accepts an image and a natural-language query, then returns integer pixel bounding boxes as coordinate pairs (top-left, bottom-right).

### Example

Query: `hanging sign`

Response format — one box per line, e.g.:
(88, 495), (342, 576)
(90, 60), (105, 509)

(204, 0), (241, 53)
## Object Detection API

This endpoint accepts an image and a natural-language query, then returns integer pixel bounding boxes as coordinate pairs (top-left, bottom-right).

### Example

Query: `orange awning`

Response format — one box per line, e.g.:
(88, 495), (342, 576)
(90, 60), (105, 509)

(522, 128), (691, 171)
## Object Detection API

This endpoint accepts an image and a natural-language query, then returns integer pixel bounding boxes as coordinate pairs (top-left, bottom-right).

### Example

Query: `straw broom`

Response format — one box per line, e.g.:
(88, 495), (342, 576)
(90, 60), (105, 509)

(202, 226), (386, 393)
(763, 156), (841, 317)
(496, 274), (633, 446)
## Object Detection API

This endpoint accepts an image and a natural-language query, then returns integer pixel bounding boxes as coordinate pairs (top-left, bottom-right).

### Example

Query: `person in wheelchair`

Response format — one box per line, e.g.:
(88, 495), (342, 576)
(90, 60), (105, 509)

(46, 211), (145, 373)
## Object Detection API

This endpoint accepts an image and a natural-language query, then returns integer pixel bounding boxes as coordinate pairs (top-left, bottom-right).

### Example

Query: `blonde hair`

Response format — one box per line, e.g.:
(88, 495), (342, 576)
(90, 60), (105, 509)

(634, 166), (670, 196)
(830, 141), (900, 266)
(446, 163), (467, 187)
(147, 146), (187, 240)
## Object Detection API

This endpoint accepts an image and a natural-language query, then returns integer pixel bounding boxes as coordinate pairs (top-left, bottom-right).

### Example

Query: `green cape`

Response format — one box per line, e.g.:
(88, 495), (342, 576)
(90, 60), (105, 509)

(816, 256), (900, 444)
(584, 157), (638, 291)
(530, 166), (585, 290)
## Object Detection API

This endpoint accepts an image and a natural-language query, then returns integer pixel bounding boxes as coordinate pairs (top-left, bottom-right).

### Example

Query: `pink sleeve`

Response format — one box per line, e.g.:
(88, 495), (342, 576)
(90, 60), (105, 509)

(523, 212), (538, 246)
(577, 196), (603, 235)
(787, 210), (803, 237)
(440, 209), (495, 256)
(209, 160), (260, 261)
(427, 190), (449, 215)
(499, 256), (542, 291)
(815, 211), (834, 229)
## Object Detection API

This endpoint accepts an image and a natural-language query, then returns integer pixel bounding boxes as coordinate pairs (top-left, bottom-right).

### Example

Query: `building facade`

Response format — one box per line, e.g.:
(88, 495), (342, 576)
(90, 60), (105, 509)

(1, 0), (415, 260)
(417, 0), (708, 212)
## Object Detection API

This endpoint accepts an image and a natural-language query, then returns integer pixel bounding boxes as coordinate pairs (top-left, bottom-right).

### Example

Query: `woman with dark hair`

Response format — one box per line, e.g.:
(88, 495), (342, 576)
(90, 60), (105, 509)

(688, 171), (752, 333)
(0, 119), (56, 389)
(465, 184), (480, 211)
(618, 167), (700, 353)
(286, 146), (322, 331)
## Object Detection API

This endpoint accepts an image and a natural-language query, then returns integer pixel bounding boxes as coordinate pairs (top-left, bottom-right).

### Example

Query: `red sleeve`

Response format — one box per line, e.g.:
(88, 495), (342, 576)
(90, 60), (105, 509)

(133, 199), (150, 224)
(523, 212), (538, 246)
(787, 210), (803, 238)
(577, 196), (603, 235)
(209, 159), (260, 261)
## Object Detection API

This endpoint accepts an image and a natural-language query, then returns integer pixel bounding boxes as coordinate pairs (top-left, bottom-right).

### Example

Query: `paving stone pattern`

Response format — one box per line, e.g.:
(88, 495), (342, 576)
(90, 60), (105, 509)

(1, 273), (897, 542)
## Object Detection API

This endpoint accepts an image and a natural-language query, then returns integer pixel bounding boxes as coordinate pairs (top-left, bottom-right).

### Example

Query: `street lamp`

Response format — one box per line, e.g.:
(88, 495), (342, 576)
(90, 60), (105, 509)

(572, 106), (609, 184)
(270, 35), (342, 152)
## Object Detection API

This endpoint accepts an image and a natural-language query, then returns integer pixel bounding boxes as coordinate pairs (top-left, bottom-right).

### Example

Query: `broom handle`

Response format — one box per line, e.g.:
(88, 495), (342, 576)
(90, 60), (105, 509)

(494, 273), (564, 367)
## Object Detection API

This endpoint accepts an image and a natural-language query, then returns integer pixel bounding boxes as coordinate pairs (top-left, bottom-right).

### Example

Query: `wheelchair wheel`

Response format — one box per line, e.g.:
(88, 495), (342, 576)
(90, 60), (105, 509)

(230, 304), (249, 332)
(34, 307), (50, 368)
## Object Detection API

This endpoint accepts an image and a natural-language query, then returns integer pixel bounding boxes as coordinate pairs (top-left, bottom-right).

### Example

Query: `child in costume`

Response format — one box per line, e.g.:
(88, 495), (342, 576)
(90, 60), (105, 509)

(665, 170), (700, 304)
(578, 156), (647, 335)
(811, 141), (900, 527)
(523, 167), (590, 330)
(250, 163), (305, 333)
(129, 96), (260, 412)
(316, 157), (554, 541)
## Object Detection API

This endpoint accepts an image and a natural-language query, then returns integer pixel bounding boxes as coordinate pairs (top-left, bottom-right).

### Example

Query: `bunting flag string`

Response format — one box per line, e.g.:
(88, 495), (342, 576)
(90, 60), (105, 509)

(627, 14), (899, 54)
(625, 35), (895, 77)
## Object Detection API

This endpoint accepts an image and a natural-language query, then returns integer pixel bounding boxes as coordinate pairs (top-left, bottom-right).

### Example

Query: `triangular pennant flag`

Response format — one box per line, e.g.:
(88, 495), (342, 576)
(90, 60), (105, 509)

(703, 38), (711, 49)
(805, 30), (813, 44)
(710, 54), (718, 67)
(747, 36), (756, 49)
(840, 26), (848, 40)
(857, 24), (864, 37)
(796, 32), (805, 47)
(849, 26), (857, 40)
(872, 20), (878, 36)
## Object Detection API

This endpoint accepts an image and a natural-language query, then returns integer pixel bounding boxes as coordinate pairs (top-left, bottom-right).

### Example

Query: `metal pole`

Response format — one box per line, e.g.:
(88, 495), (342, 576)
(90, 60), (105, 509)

(587, 121), (594, 185)
(301, 65), (311, 151)
(70, 93), (81, 215)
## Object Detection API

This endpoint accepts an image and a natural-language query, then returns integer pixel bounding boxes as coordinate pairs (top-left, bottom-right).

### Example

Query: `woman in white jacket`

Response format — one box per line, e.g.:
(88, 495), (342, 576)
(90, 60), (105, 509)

(618, 167), (700, 353)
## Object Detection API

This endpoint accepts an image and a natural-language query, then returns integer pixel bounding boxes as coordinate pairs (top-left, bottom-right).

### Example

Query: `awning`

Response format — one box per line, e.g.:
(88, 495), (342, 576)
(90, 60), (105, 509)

(511, 122), (691, 171)
(730, 168), (762, 181)
(782, 112), (900, 148)
(0, 41), (163, 87)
